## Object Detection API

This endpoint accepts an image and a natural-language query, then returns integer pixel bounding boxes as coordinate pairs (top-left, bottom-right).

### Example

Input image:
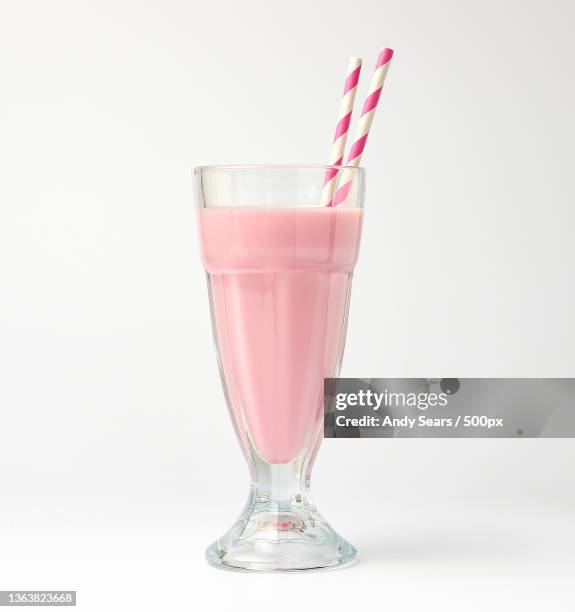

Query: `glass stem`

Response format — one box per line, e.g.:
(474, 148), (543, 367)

(250, 451), (311, 515)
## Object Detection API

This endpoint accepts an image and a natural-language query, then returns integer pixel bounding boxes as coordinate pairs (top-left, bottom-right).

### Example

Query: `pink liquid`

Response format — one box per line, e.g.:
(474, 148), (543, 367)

(199, 207), (362, 464)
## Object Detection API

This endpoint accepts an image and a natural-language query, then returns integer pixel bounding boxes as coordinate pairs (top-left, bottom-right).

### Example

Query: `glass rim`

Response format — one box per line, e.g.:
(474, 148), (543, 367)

(194, 164), (365, 173)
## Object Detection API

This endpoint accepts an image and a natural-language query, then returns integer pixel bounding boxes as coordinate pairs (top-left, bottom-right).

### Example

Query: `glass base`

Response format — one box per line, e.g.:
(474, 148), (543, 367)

(206, 491), (356, 572)
(206, 454), (357, 572)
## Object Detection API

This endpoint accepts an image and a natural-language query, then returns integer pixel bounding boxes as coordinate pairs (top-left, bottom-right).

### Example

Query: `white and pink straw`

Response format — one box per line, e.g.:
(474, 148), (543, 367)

(327, 47), (394, 207)
(320, 57), (363, 206)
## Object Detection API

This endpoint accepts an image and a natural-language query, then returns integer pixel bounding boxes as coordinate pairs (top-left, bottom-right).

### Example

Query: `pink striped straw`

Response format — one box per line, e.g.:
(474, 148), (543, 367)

(320, 57), (363, 206)
(332, 47), (394, 206)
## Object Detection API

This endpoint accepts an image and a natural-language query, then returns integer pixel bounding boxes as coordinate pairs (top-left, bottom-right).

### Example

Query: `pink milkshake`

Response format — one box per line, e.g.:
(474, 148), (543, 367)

(199, 206), (362, 464)
(197, 42), (393, 573)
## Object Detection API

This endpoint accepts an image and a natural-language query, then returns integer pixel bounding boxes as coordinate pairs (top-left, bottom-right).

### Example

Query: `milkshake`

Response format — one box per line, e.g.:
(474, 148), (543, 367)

(196, 165), (364, 571)
(199, 206), (362, 464)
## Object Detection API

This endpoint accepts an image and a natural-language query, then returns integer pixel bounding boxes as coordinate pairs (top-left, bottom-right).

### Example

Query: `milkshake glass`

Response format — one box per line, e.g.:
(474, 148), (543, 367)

(195, 165), (364, 571)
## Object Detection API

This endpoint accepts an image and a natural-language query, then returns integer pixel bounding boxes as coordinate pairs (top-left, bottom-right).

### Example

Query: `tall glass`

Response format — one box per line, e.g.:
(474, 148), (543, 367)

(195, 165), (364, 571)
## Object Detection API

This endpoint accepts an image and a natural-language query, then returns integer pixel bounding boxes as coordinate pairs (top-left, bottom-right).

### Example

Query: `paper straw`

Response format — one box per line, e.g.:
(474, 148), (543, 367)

(332, 47), (394, 206)
(320, 57), (363, 206)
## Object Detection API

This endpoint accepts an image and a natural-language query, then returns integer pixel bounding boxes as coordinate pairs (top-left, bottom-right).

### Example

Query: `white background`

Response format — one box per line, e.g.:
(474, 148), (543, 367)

(1, 0), (574, 610)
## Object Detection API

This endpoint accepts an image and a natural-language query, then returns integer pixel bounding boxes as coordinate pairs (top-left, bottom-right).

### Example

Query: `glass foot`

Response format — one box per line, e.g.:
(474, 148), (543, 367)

(206, 487), (357, 572)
